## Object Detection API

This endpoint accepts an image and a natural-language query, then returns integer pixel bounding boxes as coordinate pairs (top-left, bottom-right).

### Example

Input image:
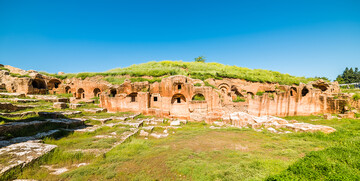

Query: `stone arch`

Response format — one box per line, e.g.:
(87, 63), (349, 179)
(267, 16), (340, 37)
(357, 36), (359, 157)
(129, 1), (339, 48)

(65, 86), (71, 93)
(127, 92), (138, 102)
(301, 87), (309, 97)
(32, 79), (46, 89)
(192, 93), (205, 101)
(77, 88), (85, 99)
(171, 94), (186, 104)
(290, 87), (297, 96)
(170, 94), (189, 118)
(47, 79), (61, 90)
(93, 88), (101, 97)
(109, 88), (117, 97)
(218, 83), (230, 93)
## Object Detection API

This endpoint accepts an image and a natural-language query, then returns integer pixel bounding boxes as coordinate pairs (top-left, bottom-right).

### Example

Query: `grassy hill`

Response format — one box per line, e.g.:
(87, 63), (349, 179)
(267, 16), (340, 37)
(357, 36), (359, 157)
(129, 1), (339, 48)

(42, 61), (320, 85)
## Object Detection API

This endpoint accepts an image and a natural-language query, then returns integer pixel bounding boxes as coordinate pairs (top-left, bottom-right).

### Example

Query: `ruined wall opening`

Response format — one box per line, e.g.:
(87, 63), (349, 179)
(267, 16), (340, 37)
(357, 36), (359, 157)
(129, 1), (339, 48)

(93, 88), (101, 97)
(153, 96), (158, 102)
(313, 84), (328, 92)
(178, 84), (182, 90)
(48, 79), (61, 90)
(301, 87), (309, 97)
(171, 94), (186, 104)
(128, 93), (138, 102)
(290, 87), (297, 96)
(65, 86), (71, 93)
(192, 94), (205, 101)
(32, 79), (46, 89)
(110, 88), (117, 97)
(77, 88), (85, 99)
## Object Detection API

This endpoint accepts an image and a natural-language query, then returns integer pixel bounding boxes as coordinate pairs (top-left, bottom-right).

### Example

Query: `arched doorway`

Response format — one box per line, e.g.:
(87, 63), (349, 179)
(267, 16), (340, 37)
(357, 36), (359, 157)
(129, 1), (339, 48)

(93, 88), (101, 97)
(47, 79), (61, 90)
(301, 87), (309, 97)
(32, 79), (46, 89)
(65, 86), (71, 93)
(170, 94), (189, 118)
(110, 88), (117, 97)
(192, 94), (205, 101)
(77, 88), (85, 99)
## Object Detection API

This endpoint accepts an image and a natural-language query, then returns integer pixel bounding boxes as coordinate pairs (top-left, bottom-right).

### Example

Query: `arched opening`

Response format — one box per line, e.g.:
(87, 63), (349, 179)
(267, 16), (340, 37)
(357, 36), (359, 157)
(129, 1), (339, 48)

(290, 87), (297, 96)
(171, 94), (186, 104)
(48, 79), (61, 90)
(32, 79), (46, 89)
(77, 88), (85, 99)
(233, 91), (245, 102)
(301, 87), (309, 97)
(128, 92), (138, 102)
(170, 94), (189, 118)
(192, 94), (205, 101)
(109, 88), (117, 97)
(65, 86), (71, 93)
(93, 88), (101, 97)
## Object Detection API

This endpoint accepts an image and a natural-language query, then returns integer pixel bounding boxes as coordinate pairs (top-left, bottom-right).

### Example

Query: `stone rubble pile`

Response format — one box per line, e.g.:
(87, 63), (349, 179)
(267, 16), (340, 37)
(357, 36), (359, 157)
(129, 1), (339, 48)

(222, 112), (336, 134)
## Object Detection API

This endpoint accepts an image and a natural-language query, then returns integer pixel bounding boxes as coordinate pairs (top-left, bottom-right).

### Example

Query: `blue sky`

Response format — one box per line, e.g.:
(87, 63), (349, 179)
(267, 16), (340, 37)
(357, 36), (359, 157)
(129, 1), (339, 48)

(0, 0), (359, 80)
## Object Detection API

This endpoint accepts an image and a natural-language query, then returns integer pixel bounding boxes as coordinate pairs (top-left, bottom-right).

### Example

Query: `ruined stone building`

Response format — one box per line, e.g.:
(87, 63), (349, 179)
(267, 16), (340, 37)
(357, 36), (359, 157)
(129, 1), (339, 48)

(1, 64), (357, 122)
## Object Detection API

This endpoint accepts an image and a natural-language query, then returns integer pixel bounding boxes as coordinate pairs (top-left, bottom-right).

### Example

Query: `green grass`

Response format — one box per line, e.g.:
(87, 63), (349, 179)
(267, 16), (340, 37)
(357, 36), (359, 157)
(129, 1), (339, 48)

(103, 76), (126, 85)
(233, 95), (246, 102)
(9, 73), (31, 78)
(353, 93), (360, 101)
(6, 115), (360, 180)
(192, 94), (206, 101)
(39, 61), (320, 85)
(0, 67), (10, 71)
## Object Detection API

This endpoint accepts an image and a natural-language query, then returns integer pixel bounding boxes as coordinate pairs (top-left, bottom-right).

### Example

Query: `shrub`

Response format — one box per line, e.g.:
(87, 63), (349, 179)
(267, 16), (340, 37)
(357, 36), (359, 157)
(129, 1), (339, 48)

(256, 91), (265, 96)
(192, 94), (205, 101)
(352, 94), (360, 101)
(233, 96), (246, 102)
(194, 83), (202, 86)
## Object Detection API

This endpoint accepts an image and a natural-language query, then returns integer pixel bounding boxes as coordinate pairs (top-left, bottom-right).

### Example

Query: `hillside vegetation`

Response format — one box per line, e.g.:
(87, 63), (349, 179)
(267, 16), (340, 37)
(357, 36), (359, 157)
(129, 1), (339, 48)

(42, 61), (319, 85)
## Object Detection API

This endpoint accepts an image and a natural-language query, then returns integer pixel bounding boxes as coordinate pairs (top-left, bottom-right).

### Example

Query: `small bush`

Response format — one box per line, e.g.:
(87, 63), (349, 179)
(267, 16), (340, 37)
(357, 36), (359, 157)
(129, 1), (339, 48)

(192, 94), (205, 101)
(256, 91), (264, 96)
(233, 96), (246, 102)
(10, 73), (30, 78)
(204, 81), (217, 89)
(194, 83), (202, 87)
(352, 94), (360, 101)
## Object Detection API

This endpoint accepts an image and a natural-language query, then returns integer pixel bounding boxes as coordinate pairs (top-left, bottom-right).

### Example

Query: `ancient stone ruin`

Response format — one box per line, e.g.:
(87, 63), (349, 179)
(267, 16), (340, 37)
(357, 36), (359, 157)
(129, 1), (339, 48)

(1, 64), (358, 123)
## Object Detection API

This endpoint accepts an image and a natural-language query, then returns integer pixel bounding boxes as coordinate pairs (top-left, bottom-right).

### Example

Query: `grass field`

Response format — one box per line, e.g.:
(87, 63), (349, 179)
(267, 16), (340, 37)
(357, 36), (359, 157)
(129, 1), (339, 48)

(40, 61), (320, 85)
(7, 115), (360, 180)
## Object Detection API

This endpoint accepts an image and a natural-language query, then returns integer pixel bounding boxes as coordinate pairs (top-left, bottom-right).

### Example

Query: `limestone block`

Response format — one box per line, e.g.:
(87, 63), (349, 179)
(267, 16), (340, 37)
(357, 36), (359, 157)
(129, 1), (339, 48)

(170, 120), (181, 126)
(69, 103), (83, 109)
(53, 102), (67, 109)
(139, 130), (149, 137)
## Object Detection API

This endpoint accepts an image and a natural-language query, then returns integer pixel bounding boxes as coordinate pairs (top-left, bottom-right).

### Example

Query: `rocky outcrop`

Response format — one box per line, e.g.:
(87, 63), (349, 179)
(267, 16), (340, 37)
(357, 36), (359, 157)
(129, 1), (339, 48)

(222, 112), (336, 134)
(0, 141), (57, 175)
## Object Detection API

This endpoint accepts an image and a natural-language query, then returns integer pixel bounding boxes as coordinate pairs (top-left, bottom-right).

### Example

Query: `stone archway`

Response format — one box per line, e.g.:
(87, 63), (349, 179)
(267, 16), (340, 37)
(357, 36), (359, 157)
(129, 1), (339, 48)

(47, 79), (61, 90)
(32, 79), (46, 89)
(65, 86), (71, 93)
(93, 88), (101, 97)
(77, 88), (85, 99)
(170, 94), (189, 118)
(110, 88), (117, 97)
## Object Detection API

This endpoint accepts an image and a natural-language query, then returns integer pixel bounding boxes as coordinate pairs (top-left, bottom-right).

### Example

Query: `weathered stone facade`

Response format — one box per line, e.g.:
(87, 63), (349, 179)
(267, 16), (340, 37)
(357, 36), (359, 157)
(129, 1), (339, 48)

(2, 64), (357, 122)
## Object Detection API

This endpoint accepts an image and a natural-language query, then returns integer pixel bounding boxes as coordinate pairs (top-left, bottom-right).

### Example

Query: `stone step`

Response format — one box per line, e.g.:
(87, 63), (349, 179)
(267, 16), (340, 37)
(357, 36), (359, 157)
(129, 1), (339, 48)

(0, 118), (84, 140)
(0, 141), (57, 176)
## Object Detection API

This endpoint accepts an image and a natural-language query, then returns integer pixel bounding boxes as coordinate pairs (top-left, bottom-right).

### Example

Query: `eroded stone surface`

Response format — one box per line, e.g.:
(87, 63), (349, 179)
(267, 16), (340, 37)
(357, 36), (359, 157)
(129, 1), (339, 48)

(222, 112), (336, 134)
(0, 141), (57, 175)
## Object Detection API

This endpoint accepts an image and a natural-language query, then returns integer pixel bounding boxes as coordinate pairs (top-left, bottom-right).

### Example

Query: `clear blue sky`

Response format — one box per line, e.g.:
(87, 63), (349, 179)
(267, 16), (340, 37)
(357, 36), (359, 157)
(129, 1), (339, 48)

(1, 0), (359, 80)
